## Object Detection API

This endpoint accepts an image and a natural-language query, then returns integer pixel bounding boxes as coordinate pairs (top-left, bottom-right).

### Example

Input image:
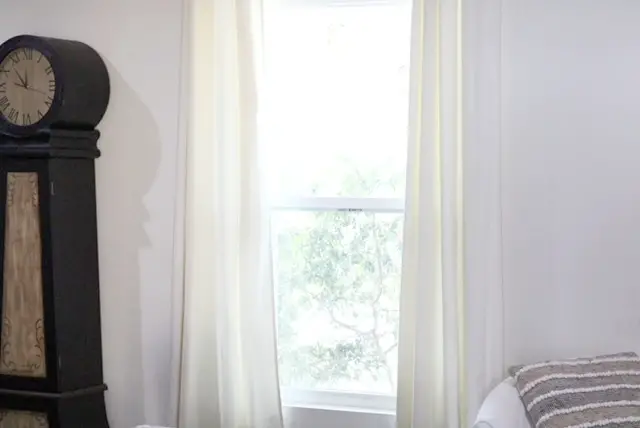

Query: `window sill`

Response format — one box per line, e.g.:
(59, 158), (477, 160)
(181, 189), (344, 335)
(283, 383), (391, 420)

(281, 387), (395, 413)
(283, 405), (395, 428)
(284, 402), (394, 415)
(281, 388), (395, 428)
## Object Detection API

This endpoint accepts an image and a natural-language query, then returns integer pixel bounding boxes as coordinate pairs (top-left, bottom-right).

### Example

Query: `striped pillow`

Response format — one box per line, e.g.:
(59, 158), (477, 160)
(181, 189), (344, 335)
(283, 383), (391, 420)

(508, 352), (640, 428)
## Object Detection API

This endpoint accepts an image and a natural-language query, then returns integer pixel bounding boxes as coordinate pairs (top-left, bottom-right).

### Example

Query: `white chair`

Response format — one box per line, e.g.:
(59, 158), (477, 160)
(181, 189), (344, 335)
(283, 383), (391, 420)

(473, 378), (532, 428)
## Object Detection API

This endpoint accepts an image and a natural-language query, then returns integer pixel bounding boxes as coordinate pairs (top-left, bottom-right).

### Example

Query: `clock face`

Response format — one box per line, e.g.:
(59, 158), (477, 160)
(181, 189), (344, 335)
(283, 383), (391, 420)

(0, 47), (56, 127)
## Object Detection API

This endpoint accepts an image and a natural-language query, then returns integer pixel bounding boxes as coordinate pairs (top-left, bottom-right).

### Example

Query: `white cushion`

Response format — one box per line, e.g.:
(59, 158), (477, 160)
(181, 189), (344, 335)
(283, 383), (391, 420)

(473, 378), (531, 428)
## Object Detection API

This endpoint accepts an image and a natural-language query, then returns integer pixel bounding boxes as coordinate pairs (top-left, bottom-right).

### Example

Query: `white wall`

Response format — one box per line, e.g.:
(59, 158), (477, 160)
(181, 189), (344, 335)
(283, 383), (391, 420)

(0, 1), (184, 428)
(502, 1), (640, 367)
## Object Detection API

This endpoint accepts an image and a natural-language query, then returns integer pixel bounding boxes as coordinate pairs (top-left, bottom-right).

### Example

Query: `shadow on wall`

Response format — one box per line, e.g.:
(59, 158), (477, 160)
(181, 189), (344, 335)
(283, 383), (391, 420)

(95, 59), (162, 428)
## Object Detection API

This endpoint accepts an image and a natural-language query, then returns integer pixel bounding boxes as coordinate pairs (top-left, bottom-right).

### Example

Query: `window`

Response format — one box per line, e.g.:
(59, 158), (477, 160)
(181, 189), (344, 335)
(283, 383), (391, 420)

(262, 0), (412, 414)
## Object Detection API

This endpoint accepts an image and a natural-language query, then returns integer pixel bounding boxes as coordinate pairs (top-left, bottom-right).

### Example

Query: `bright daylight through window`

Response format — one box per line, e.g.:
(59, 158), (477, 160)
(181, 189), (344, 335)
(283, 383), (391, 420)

(262, 0), (412, 410)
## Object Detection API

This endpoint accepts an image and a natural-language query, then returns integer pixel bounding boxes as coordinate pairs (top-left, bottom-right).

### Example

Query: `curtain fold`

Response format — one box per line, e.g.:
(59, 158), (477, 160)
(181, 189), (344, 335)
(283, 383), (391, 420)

(176, 0), (284, 427)
(396, 0), (466, 427)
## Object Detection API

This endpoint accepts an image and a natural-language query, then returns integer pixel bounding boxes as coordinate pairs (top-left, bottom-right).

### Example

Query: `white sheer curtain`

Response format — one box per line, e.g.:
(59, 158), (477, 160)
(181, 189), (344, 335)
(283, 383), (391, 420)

(175, 0), (284, 427)
(396, 0), (504, 427)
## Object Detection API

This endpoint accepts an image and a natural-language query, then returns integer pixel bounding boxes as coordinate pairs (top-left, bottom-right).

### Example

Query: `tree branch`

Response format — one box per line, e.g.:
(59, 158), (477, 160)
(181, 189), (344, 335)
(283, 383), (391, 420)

(328, 308), (368, 335)
(383, 342), (398, 355)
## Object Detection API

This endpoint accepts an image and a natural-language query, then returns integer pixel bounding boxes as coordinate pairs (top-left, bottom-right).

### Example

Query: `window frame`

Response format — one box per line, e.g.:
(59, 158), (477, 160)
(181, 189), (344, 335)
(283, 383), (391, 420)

(271, 196), (405, 213)
(264, 0), (411, 416)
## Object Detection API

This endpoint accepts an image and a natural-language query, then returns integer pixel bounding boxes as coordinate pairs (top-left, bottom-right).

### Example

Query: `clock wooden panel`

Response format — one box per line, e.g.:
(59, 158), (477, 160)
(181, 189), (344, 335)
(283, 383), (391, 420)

(0, 172), (46, 378)
(0, 410), (48, 428)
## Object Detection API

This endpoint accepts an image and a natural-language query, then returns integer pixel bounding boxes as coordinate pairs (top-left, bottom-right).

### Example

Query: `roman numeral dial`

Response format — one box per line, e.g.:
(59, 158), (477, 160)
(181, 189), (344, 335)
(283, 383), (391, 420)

(0, 47), (56, 127)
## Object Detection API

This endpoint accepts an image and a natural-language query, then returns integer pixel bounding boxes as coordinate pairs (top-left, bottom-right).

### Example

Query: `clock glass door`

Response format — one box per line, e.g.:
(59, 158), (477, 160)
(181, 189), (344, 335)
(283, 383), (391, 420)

(0, 48), (56, 127)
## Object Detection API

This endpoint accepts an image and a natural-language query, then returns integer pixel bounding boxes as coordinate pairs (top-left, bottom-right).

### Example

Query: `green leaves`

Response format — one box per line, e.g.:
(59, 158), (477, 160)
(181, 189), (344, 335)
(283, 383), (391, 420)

(275, 199), (403, 392)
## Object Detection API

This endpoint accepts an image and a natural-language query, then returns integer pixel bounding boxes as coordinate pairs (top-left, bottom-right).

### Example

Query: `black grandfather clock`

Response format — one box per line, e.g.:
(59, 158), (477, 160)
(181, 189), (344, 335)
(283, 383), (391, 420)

(0, 35), (110, 428)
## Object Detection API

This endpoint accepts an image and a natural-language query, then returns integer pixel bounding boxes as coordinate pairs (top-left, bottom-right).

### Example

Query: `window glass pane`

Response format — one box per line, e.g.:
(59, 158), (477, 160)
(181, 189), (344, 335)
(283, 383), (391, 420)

(273, 210), (403, 394)
(263, 0), (412, 198)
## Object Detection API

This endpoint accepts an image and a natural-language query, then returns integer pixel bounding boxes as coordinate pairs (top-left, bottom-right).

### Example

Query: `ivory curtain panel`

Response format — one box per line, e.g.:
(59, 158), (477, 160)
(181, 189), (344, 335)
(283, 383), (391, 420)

(175, 0), (284, 427)
(396, 1), (504, 427)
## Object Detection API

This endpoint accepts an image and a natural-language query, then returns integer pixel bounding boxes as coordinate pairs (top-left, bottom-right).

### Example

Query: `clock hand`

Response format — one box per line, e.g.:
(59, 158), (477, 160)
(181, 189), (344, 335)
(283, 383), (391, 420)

(14, 70), (27, 88)
(25, 86), (47, 96)
(23, 69), (29, 88)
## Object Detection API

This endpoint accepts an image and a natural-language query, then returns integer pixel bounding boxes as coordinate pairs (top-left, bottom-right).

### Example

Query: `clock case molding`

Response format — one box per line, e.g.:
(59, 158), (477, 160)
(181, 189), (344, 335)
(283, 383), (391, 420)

(0, 35), (110, 428)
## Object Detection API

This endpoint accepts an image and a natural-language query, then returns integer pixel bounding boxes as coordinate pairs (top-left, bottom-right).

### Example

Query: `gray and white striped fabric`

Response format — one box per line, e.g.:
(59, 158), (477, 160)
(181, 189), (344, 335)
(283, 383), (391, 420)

(508, 352), (640, 428)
